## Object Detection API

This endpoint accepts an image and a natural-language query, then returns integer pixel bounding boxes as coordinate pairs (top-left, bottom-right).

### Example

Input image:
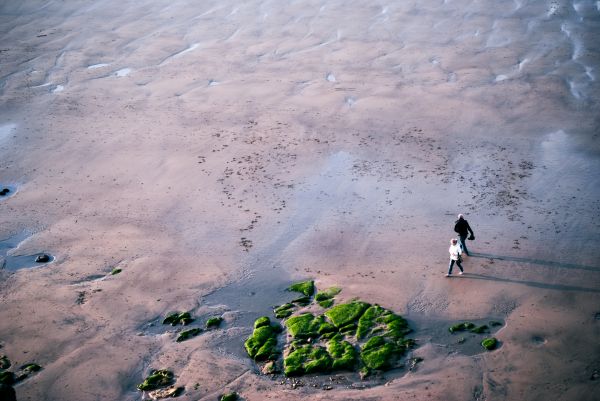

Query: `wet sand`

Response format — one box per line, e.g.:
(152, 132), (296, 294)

(1, 0), (599, 400)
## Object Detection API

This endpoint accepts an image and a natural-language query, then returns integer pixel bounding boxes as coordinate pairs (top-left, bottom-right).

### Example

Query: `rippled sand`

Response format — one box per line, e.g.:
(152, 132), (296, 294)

(1, 1), (599, 400)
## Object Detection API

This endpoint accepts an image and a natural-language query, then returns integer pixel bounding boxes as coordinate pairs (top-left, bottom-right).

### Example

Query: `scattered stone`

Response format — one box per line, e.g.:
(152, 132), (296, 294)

(137, 369), (174, 391)
(176, 328), (201, 342)
(407, 357), (423, 371)
(14, 363), (42, 382)
(0, 188), (10, 196)
(111, 268), (122, 275)
(206, 316), (223, 329)
(148, 385), (184, 399)
(481, 337), (498, 351)
(220, 392), (238, 401)
(35, 254), (51, 263)
(261, 361), (279, 374)
(448, 322), (475, 333)
(288, 280), (315, 296)
(470, 325), (489, 334)
(163, 312), (194, 326)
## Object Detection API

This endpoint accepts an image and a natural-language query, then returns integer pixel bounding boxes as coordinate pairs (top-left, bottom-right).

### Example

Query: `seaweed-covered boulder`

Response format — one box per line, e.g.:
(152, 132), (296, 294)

(0, 384), (16, 401)
(274, 303), (295, 319)
(325, 301), (370, 328)
(481, 337), (498, 350)
(284, 345), (332, 376)
(327, 338), (357, 371)
(288, 281), (315, 296)
(0, 355), (10, 370)
(138, 369), (174, 391)
(448, 322), (475, 333)
(254, 316), (271, 329)
(220, 392), (239, 401)
(206, 317), (223, 329)
(176, 328), (201, 342)
(284, 313), (326, 339)
(315, 287), (341, 308)
(245, 322), (279, 361)
(163, 312), (194, 326)
(360, 336), (401, 371)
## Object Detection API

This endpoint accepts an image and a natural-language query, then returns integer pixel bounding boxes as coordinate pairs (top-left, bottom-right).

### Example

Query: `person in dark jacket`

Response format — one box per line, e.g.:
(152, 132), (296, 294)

(454, 214), (474, 256)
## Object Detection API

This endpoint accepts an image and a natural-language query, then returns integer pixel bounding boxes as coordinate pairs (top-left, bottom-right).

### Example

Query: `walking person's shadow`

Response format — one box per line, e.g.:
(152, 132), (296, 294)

(461, 252), (600, 293)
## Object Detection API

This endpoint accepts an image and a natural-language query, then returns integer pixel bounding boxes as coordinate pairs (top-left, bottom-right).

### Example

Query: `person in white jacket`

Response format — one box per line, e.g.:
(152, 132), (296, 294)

(446, 238), (464, 276)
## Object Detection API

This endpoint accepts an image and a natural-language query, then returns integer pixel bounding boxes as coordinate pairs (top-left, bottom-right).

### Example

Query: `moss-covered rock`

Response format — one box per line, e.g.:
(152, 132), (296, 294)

(327, 338), (357, 371)
(470, 325), (489, 334)
(206, 317), (223, 329)
(292, 296), (311, 306)
(111, 268), (122, 275)
(284, 345), (332, 376)
(0, 356), (10, 370)
(360, 336), (400, 370)
(285, 313), (323, 339)
(245, 322), (279, 361)
(315, 287), (341, 307)
(356, 305), (409, 340)
(274, 303), (295, 319)
(325, 301), (370, 328)
(137, 369), (174, 391)
(254, 316), (271, 329)
(481, 337), (498, 351)
(220, 392), (238, 401)
(176, 328), (201, 342)
(0, 371), (15, 385)
(163, 312), (194, 326)
(448, 322), (475, 333)
(288, 281), (315, 296)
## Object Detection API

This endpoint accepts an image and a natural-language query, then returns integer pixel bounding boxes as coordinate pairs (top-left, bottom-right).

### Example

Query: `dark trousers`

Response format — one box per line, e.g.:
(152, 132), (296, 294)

(448, 259), (464, 274)
(458, 234), (470, 255)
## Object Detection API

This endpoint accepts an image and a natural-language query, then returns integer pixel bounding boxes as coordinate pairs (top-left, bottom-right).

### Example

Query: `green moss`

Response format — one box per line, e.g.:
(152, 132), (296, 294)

(325, 301), (370, 328)
(327, 338), (357, 371)
(254, 316), (271, 329)
(448, 322), (475, 333)
(288, 280), (315, 296)
(245, 324), (278, 361)
(137, 369), (174, 391)
(163, 312), (194, 326)
(292, 296), (311, 306)
(470, 325), (489, 334)
(481, 337), (498, 351)
(220, 392), (238, 401)
(360, 336), (399, 370)
(176, 328), (201, 342)
(20, 363), (41, 373)
(0, 371), (15, 385)
(284, 345), (332, 376)
(285, 313), (323, 339)
(0, 355), (10, 370)
(110, 268), (122, 275)
(318, 299), (334, 308)
(274, 303), (295, 319)
(206, 317), (223, 329)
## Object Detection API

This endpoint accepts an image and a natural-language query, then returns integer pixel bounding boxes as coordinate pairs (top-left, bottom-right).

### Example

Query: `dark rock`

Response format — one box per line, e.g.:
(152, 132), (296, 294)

(0, 384), (16, 401)
(0, 188), (10, 196)
(35, 254), (51, 263)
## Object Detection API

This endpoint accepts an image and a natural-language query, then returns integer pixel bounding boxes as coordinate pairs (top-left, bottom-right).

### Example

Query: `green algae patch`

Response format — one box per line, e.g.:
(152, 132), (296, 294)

(448, 322), (475, 333)
(357, 305), (410, 340)
(274, 303), (295, 319)
(137, 369), (174, 391)
(176, 328), (201, 342)
(360, 336), (401, 371)
(481, 337), (498, 351)
(0, 355), (10, 370)
(325, 301), (370, 328)
(206, 317), (223, 329)
(220, 392), (238, 401)
(315, 287), (341, 307)
(245, 320), (279, 361)
(110, 268), (122, 275)
(285, 313), (323, 339)
(163, 312), (194, 326)
(0, 371), (15, 385)
(284, 345), (332, 376)
(327, 338), (357, 371)
(288, 280), (315, 296)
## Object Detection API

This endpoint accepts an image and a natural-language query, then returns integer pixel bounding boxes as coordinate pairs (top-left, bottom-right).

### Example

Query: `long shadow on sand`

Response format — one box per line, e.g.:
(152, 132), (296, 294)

(463, 273), (600, 293)
(471, 252), (600, 273)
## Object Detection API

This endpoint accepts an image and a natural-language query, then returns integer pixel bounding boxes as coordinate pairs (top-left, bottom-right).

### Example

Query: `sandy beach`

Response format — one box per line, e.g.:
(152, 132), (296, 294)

(1, 0), (599, 400)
